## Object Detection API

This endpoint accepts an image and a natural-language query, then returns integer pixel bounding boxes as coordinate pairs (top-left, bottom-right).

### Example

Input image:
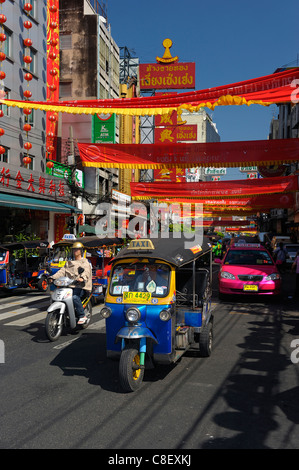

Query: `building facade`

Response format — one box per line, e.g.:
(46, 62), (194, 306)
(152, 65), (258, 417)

(59, 0), (120, 228)
(0, 0), (77, 243)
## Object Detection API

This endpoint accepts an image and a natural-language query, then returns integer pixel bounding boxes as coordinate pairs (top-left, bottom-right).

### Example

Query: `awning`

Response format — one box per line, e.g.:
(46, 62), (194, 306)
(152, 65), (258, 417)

(0, 193), (81, 213)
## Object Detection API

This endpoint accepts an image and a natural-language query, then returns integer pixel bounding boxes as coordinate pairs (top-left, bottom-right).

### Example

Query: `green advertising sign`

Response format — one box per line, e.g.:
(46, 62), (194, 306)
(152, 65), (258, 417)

(92, 113), (116, 143)
(46, 161), (84, 188)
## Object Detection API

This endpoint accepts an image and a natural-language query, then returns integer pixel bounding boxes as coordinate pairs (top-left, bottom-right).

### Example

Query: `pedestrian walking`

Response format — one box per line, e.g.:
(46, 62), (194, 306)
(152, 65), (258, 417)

(292, 250), (299, 298)
(274, 242), (288, 273)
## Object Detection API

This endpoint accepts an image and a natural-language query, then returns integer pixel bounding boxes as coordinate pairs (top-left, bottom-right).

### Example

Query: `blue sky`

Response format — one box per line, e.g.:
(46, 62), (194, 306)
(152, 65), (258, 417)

(107, 0), (298, 178)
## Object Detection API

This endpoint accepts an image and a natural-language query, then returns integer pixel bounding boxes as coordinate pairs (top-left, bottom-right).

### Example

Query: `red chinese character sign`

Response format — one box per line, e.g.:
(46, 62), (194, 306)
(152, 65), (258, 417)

(139, 39), (195, 90)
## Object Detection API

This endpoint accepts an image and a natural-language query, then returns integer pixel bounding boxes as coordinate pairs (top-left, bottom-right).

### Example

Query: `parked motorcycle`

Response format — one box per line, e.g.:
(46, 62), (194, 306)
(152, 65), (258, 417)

(45, 268), (92, 341)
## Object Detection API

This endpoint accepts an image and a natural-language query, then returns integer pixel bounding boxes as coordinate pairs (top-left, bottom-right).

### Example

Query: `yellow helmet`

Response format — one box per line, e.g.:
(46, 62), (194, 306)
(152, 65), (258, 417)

(72, 241), (84, 249)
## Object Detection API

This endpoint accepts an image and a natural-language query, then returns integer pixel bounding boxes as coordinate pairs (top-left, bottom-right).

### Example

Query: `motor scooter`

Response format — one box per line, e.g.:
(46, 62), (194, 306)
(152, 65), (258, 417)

(45, 268), (92, 342)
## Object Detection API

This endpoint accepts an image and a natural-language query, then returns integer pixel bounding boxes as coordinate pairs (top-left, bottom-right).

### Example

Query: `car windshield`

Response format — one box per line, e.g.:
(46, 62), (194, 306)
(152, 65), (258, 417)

(109, 262), (170, 297)
(224, 249), (273, 266)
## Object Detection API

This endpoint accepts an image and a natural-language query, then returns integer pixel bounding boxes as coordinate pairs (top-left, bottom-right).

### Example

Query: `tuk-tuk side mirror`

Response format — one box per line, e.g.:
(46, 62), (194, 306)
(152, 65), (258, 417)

(107, 270), (111, 277)
(214, 258), (222, 264)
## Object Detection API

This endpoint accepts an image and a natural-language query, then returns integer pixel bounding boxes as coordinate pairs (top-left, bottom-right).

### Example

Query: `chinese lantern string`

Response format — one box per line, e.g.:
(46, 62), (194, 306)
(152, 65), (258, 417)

(23, 2), (33, 168)
(0, 0), (6, 157)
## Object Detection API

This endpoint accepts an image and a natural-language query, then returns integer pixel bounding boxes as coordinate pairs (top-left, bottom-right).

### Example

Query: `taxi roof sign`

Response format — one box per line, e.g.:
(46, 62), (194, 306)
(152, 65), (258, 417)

(128, 239), (155, 251)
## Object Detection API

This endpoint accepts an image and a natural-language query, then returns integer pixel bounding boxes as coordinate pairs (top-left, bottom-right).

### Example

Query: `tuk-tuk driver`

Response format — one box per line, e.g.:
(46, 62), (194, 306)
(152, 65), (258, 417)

(134, 264), (169, 294)
(49, 241), (92, 324)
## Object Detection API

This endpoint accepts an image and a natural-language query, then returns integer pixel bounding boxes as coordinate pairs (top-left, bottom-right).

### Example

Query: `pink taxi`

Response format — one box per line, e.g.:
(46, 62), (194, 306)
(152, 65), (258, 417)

(215, 242), (281, 298)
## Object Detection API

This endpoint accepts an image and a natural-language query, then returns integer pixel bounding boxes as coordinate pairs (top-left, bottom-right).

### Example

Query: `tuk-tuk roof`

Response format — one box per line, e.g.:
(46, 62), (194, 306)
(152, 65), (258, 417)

(1, 240), (49, 250)
(53, 236), (123, 249)
(112, 234), (211, 267)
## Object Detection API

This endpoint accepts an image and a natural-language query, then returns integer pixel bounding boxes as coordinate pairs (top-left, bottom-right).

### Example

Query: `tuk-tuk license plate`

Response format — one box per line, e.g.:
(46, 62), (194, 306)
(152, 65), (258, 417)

(243, 284), (258, 292)
(123, 291), (152, 304)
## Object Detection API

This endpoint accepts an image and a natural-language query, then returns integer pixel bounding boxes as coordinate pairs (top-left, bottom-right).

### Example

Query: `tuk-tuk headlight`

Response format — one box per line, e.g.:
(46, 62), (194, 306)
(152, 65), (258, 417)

(100, 306), (112, 319)
(126, 307), (141, 323)
(160, 308), (171, 321)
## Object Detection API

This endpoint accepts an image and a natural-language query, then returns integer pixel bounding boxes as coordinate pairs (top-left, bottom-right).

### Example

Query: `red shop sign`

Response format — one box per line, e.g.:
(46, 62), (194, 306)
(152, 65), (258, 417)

(139, 62), (196, 90)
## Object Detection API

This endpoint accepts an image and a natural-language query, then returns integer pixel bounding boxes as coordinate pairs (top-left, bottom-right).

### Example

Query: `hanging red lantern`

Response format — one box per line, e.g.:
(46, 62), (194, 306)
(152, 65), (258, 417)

(0, 33), (6, 42)
(49, 84), (57, 92)
(49, 21), (57, 29)
(23, 123), (32, 132)
(50, 38), (58, 47)
(23, 38), (32, 47)
(47, 131), (54, 138)
(24, 90), (32, 98)
(24, 20), (32, 29)
(0, 14), (7, 24)
(23, 108), (32, 115)
(46, 160), (54, 169)
(49, 69), (58, 76)
(48, 114), (57, 122)
(0, 110), (4, 118)
(0, 128), (5, 136)
(49, 51), (56, 60)
(24, 2), (33, 11)
(0, 145), (5, 155)
(49, 5), (58, 13)
(23, 55), (32, 64)
(0, 52), (6, 61)
(24, 72), (33, 81)
(24, 142), (32, 150)
(0, 0), (6, 3)
(0, 71), (5, 79)
(23, 156), (31, 165)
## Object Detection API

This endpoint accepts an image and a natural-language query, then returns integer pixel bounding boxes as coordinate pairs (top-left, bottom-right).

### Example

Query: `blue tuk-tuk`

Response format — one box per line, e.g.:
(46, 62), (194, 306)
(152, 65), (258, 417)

(100, 234), (213, 392)
(0, 240), (50, 292)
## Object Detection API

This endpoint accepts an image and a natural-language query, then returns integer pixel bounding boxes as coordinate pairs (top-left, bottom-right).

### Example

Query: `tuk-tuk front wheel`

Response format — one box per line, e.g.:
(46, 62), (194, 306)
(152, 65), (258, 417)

(119, 347), (144, 392)
(37, 276), (49, 292)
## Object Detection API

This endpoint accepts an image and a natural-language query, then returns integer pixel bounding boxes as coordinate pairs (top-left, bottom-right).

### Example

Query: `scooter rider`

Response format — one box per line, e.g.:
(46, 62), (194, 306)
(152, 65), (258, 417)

(49, 241), (92, 324)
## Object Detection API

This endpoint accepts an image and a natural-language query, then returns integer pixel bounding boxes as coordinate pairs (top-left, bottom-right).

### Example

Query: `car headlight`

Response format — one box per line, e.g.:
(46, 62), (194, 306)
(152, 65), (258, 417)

(100, 306), (112, 318)
(265, 273), (281, 281)
(159, 308), (172, 321)
(220, 271), (236, 280)
(126, 307), (141, 323)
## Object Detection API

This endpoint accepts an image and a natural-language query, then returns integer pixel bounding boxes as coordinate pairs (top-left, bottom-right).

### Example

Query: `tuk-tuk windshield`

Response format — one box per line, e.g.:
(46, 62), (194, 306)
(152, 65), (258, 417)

(110, 262), (171, 297)
(52, 246), (72, 263)
(0, 251), (7, 262)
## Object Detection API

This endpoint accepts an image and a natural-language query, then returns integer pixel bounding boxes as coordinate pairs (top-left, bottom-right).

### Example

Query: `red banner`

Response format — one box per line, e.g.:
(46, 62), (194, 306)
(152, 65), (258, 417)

(77, 138), (299, 169)
(4, 69), (299, 116)
(130, 175), (299, 200)
(139, 62), (196, 90)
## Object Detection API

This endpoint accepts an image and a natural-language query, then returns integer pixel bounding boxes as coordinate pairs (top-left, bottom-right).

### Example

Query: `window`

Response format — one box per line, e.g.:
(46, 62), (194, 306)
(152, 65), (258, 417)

(3, 26), (12, 59)
(24, 154), (35, 171)
(59, 81), (72, 98)
(24, 108), (34, 127)
(23, 46), (37, 75)
(0, 88), (10, 117)
(60, 34), (72, 50)
(24, 0), (37, 20)
(0, 146), (9, 163)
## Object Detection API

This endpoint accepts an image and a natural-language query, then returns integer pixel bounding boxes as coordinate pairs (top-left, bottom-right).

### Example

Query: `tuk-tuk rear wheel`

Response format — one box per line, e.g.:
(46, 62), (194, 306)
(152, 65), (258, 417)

(199, 322), (213, 357)
(119, 347), (144, 392)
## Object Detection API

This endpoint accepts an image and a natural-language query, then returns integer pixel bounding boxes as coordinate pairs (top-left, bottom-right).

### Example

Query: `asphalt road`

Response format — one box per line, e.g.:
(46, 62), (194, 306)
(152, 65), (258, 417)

(0, 269), (299, 451)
